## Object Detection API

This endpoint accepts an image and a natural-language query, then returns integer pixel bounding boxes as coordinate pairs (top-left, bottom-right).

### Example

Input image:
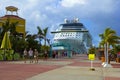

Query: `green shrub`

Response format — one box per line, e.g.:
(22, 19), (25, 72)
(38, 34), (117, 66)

(6, 54), (13, 60)
(14, 53), (20, 60)
(88, 47), (95, 54)
(0, 54), (3, 60)
(9, 50), (14, 54)
(0, 50), (4, 55)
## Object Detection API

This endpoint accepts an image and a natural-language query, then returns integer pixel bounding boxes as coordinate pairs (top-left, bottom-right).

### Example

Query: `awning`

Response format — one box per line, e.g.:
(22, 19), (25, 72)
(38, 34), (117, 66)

(52, 46), (67, 50)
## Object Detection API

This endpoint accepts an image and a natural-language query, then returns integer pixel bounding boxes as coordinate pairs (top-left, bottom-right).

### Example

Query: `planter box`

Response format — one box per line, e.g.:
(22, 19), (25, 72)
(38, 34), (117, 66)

(101, 57), (105, 62)
(116, 58), (120, 63)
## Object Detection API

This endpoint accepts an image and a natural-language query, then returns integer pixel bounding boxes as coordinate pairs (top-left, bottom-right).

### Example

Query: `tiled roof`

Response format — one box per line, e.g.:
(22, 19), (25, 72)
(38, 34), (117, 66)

(0, 15), (25, 20)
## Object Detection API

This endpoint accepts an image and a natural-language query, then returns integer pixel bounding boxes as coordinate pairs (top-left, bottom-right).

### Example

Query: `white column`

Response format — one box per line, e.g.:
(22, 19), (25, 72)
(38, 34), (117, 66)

(106, 42), (108, 64)
(103, 42), (112, 67)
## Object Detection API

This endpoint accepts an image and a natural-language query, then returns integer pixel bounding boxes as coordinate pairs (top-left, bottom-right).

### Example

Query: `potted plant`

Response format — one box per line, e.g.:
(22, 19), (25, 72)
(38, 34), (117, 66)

(116, 52), (120, 63)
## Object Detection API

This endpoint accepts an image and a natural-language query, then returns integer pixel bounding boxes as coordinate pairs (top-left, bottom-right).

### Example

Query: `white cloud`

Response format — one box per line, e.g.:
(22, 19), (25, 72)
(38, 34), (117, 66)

(60, 0), (87, 7)
(0, 0), (120, 46)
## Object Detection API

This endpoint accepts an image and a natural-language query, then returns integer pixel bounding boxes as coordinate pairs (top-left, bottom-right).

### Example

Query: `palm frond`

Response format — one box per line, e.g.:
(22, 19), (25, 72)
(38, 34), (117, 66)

(37, 26), (43, 35)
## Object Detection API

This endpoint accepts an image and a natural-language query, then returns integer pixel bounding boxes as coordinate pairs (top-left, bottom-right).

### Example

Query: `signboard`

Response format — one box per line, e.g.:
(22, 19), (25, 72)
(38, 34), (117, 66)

(88, 54), (95, 60)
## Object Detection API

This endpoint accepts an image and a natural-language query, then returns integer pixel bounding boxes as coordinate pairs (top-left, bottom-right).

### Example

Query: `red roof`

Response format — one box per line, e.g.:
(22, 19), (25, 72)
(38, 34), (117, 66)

(0, 15), (25, 20)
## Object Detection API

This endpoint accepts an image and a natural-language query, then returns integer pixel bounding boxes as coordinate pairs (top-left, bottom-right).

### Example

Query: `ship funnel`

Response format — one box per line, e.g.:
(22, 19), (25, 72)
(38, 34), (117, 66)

(73, 18), (79, 23)
(64, 18), (69, 23)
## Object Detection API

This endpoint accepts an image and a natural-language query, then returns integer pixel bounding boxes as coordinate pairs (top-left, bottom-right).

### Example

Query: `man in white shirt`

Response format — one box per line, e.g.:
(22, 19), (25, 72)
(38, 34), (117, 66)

(28, 48), (33, 63)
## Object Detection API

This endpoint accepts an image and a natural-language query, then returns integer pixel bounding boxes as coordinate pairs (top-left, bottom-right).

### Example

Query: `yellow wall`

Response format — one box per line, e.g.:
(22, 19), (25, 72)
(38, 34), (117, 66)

(0, 15), (26, 37)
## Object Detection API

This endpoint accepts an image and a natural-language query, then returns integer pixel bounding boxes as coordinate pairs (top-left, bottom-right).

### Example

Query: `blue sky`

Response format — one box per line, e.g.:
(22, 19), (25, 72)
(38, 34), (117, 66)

(0, 0), (120, 46)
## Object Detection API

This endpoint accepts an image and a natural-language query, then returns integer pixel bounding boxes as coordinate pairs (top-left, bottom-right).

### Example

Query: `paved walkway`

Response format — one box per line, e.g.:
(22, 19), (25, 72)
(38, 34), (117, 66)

(0, 54), (120, 80)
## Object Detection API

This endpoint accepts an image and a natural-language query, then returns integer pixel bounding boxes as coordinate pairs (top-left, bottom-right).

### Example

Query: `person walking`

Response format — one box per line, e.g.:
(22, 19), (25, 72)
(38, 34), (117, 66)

(34, 49), (39, 63)
(28, 48), (33, 63)
(23, 48), (27, 63)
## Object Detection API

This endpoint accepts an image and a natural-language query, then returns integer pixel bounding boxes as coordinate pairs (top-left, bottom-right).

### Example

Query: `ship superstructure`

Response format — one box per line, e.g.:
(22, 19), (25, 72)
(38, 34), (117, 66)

(51, 18), (92, 57)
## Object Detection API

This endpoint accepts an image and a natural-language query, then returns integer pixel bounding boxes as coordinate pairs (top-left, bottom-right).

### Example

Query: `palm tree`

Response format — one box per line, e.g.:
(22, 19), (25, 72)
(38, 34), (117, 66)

(99, 28), (120, 47)
(9, 21), (19, 37)
(0, 18), (19, 47)
(37, 26), (43, 45)
(37, 26), (49, 46)
(37, 26), (43, 35)
(99, 28), (120, 64)
(26, 34), (39, 48)
(43, 27), (48, 46)
(36, 26), (49, 54)
(1, 19), (11, 37)
(0, 18), (20, 60)
(1, 18), (19, 39)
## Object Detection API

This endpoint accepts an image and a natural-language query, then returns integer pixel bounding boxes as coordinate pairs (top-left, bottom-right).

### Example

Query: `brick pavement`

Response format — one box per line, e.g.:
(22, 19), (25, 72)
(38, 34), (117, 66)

(0, 63), (61, 80)
(0, 54), (120, 80)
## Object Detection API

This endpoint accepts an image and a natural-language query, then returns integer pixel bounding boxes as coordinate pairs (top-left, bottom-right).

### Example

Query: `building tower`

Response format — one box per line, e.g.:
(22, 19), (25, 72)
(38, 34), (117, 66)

(0, 6), (26, 37)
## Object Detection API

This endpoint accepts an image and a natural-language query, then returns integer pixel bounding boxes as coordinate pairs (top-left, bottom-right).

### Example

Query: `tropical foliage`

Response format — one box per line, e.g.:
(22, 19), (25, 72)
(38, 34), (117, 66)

(0, 19), (50, 60)
(37, 26), (49, 45)
(88, 47), (96, 54)
(99, 28), (120, 48)
(14, 53), (20, 60)
(113, 45), (120, 54)
(99, 28), (120, 63)
(0, 54), (3, 60)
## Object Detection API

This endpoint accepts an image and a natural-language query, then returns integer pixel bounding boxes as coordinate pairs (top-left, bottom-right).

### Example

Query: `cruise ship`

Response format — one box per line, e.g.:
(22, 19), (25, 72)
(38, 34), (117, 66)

(51, 18), (92, 57)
